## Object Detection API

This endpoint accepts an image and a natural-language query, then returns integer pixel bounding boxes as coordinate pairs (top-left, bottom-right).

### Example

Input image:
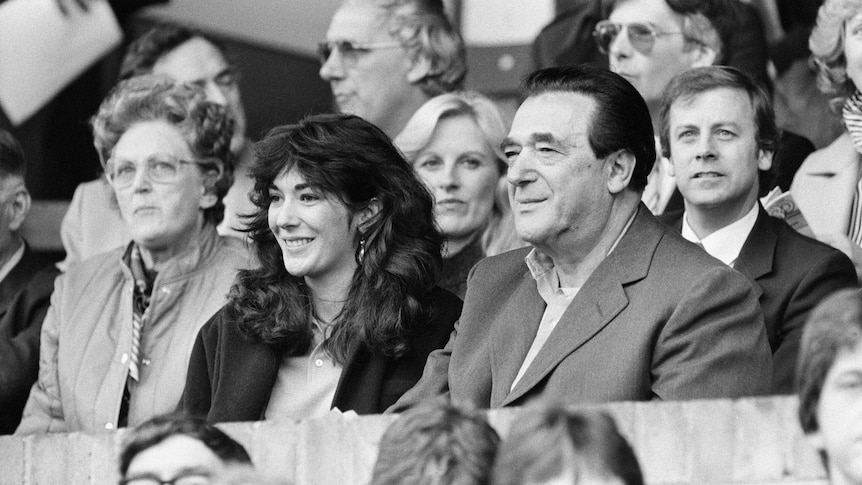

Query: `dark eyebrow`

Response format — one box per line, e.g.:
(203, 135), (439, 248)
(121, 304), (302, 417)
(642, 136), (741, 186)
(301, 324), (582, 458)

(294, 182), (311, 191)
(531, 132), (560, 145)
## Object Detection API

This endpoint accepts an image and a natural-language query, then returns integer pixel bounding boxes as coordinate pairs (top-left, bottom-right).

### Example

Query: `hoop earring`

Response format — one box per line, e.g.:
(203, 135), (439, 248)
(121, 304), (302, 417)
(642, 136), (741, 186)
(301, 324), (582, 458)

(356, 237), (367, 265)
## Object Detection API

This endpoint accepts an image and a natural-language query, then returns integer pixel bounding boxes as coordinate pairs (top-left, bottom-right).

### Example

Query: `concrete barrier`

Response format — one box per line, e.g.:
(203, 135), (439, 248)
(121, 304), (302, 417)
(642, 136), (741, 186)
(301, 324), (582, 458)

(0, 396), (828, 485)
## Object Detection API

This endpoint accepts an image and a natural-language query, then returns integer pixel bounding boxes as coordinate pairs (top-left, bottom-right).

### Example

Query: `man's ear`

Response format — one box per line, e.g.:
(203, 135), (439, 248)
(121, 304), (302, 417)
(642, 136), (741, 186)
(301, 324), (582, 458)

(757, 149), (774, 172)
(8, 185), (30, 232)
(407, 55), (432, 84)
(690, 43), (718, 68)
(606, 150), (636, 194)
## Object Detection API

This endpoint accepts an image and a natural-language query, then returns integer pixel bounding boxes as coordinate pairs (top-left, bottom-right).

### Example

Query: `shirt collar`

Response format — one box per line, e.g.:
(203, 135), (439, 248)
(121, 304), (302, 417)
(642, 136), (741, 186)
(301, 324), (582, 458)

(681, 203), (759, 267)
(0, 242), (25, 285)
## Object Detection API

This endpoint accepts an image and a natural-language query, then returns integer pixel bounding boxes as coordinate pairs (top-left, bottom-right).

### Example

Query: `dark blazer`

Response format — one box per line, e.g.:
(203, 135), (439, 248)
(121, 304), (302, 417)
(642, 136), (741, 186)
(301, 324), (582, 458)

(661, 206), (858, 393)
(391, 206), (772, 410)
(181, 286), (462, 422)
(0, 245), (58, 434)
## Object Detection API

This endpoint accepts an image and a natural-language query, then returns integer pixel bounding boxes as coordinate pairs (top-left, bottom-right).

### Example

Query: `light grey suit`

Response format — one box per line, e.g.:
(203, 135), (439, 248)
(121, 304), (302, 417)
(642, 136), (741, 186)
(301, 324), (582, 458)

(392, 206), (772, 410)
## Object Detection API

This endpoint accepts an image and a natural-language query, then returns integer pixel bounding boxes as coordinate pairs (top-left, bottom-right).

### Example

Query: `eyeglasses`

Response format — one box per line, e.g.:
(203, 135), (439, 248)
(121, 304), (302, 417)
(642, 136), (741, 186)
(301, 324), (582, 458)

(593, 20), (685, 55)
(317, 39), (402, 66)
(106, 154), (209, 189)
(119, 471), (211, 485)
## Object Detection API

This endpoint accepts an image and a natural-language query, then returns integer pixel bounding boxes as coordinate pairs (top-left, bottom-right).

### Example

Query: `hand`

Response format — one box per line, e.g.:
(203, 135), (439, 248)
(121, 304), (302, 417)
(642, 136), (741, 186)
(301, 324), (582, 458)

(55, 0), (93, 16)
(817, 232), (862, 283)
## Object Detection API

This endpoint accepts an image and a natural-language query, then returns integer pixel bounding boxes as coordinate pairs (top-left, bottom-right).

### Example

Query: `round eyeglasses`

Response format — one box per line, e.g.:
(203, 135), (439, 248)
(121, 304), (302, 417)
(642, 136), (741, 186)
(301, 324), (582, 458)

(106, 154), (209, 189)
(593, 20), (685, 55)
(317, 39), (403, 67)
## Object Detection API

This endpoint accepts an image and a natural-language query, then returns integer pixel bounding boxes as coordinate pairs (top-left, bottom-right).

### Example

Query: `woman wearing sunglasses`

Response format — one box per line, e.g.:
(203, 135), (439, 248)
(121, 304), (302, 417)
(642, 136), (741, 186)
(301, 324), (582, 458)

(181, 114), (461, 422)
(790, 0), (862, 283)
(16, 76), (251, 434)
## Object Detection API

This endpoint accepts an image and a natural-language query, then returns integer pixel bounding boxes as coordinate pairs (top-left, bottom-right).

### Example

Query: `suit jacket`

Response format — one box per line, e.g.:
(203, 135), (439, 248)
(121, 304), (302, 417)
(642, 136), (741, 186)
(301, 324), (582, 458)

(182, 286), (462, 422)
(391, 206), (772, 410)
(661, 207), (857, 393)
(790, 133), (859, 238)
(0, 245), (58, 434)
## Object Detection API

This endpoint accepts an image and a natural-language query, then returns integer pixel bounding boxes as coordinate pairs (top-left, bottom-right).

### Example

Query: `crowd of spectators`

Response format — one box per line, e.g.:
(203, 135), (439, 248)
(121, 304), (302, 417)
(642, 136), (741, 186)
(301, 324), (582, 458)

(1, 0), (862, 483)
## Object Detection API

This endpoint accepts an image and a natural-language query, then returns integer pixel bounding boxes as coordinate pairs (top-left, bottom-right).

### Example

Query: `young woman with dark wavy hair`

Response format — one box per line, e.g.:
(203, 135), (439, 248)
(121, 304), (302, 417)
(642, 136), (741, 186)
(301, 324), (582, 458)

(181, 113), (462, 422)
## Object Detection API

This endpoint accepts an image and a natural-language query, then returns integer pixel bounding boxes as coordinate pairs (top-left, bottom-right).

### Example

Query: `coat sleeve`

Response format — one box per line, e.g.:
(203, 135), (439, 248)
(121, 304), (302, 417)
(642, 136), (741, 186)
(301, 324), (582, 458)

(385, 321), (457, 413)
(652, 266), (773, 400)
(15, 274), (69, 434)
(0, 268), (59, 433)
(772, 250), (857, 392)
(180, 318), (218, 419)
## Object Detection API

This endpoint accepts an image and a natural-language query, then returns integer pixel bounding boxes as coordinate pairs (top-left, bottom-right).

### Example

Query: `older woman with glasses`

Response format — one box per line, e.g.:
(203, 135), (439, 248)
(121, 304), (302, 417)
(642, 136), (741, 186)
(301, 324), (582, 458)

(16, 76), (252, 434)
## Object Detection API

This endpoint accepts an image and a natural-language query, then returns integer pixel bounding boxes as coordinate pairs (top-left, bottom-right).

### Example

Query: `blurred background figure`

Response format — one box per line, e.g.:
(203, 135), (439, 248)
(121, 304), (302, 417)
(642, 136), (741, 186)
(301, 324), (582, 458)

(792, 0), (862, 284)
(370, 400), (499, 485)
(319, 0), (466, 140)
(797, 289), (862, 485)
(61, 23), (256, 268)
(491, 407), (644, 485)
(182, 114), (461, 422)
(0, 129), (60, 435)
(119, 414), (252, 485)
(396, 91), (520, 298)
(16, 76), (251, 434)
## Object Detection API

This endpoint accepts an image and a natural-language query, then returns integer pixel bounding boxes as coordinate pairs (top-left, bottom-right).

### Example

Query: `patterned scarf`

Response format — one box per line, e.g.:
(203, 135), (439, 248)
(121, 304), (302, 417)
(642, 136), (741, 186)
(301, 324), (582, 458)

(843, 90), (862, 154)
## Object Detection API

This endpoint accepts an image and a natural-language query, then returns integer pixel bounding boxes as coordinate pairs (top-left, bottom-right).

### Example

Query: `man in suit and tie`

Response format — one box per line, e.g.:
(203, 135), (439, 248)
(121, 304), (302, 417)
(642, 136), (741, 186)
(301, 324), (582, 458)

(658, 66), (857, 393)
(0, 129), (59, 433)
(391, 65), (772, 410)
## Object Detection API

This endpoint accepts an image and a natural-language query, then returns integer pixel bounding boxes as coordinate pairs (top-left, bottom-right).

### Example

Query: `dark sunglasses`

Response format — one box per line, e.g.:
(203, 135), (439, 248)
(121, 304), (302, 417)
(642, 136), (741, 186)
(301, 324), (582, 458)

(593, 20), (685, 55)
(317, 40), (402, 66)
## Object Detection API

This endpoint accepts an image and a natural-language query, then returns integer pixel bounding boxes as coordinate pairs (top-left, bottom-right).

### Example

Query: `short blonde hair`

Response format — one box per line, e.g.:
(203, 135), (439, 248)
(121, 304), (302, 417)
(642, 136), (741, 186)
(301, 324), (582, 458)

(810, 0), (862, 104)
(395, 91), (521, 256)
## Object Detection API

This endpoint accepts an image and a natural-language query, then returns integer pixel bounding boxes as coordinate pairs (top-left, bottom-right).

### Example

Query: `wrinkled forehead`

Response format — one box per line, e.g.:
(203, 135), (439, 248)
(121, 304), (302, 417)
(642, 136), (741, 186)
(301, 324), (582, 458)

(326, 2), (393, 42)
(151, 37), (230, 85)
(610, 0), (685, 31)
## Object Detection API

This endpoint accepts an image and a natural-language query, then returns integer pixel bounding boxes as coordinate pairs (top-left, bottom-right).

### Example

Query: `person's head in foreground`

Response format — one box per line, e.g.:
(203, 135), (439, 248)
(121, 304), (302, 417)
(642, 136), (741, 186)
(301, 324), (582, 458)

(319, 0), (466, 138)
(501, 64), (655, 259)
(228, 112), (442, 364)
(92, 75), (234, 269)
(370, 400), (499, 485)
(797, 288), (862, 485)
(491, 407), (644, 485)
(659, 66), (777, 230)
(119, 414), (251, 485)
(0, 129), (31, 264)
(121, 23), (247, 153)
(395, 91), (518, 259)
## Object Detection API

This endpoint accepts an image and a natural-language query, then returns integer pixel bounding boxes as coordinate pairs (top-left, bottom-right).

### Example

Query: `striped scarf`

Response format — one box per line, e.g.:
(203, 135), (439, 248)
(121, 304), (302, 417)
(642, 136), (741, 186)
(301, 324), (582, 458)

(843, 91), (862, 244)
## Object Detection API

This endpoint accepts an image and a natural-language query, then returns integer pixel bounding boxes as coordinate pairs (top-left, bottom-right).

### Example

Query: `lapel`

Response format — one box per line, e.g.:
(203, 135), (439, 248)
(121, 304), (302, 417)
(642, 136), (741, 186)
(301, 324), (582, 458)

(792, 133), (859, 235)
(488, 267), (546, 407)
(331, 341), (386, 414)
(733, 206), (775, 300)
(0, 244), (47, 317)
(500, 206), (659, 406)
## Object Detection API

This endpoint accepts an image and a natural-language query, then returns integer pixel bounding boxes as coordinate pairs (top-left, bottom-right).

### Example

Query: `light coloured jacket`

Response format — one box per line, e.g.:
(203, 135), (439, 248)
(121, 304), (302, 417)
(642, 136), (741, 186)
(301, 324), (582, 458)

(17, 225), (252, 434)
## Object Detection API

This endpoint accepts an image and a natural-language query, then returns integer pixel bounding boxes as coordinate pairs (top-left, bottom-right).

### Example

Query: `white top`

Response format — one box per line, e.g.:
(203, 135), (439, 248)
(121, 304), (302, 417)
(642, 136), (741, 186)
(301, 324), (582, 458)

(265, 318), (343, 420)
(681, 203), (759, 268)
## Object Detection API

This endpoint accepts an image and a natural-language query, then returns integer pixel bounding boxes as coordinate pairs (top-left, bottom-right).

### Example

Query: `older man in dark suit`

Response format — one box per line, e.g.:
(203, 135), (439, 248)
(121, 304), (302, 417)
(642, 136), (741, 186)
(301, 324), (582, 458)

(391, 65), (772, 410)
(657, 66), (857, 394)
(0, 129), (58, 434)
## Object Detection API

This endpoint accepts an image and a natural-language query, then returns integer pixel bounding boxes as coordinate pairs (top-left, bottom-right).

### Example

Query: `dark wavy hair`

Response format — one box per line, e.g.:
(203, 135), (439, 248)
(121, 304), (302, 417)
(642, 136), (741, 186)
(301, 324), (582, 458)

(120, 24), (230, 81)
(225, 113), (442, 363)
(119, 414), (251, 477)
(91, 75), (235, 225)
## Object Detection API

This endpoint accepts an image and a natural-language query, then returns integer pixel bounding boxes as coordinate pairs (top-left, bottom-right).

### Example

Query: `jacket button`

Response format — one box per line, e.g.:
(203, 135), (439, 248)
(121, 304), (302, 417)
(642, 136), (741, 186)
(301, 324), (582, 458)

(105, 422), (114, 430)
(314, 359), (324, 367)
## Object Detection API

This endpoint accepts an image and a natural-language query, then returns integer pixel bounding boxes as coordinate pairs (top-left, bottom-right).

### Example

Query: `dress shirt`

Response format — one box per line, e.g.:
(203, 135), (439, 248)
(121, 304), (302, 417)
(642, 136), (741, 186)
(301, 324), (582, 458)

(681, 203), (759, 267)
(510, 210), (637, 390)
(265, 318), (343, 420)
(0, 244), (25, 285)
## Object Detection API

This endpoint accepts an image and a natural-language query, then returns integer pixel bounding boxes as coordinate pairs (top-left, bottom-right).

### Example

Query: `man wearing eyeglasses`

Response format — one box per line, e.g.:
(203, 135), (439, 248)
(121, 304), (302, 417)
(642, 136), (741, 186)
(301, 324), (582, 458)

(59, 24), (255, 269)
(596, 0), (813, 216)
(319, 0), (466, 140)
